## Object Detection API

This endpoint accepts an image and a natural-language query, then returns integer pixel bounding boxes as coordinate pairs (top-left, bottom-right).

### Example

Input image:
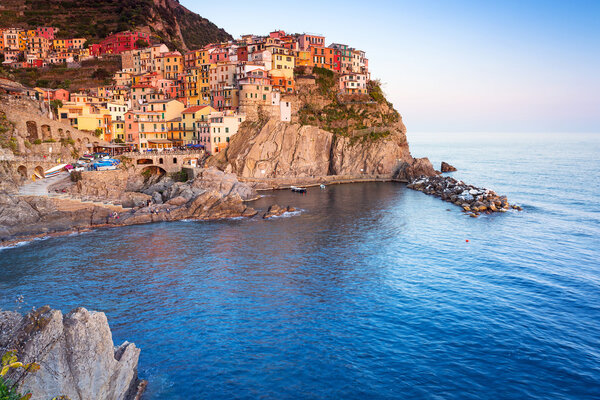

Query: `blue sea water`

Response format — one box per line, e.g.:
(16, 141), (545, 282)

(1, 132), (599, 399)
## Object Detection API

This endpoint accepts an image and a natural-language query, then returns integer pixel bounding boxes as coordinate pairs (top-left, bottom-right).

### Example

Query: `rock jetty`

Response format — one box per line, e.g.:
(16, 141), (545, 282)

(407, 175), (522, 217)
(0, 306), (142, 400)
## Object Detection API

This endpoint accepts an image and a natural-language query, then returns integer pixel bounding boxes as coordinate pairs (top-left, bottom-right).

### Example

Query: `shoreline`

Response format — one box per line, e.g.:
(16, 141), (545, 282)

(0, 176), (401, 249)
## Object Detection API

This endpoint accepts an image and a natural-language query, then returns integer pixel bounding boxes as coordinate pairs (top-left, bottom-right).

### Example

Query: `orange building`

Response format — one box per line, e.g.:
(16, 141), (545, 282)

(311, 46), (336, 71)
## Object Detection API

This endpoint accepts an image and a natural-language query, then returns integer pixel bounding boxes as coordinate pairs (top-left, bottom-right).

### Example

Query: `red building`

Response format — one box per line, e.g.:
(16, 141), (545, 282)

(99, 31), (150, 55)
(237, 46), (248, 62)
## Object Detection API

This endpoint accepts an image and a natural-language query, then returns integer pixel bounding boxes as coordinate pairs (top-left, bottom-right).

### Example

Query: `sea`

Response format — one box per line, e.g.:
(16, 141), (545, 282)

(1, 132), (599, 399)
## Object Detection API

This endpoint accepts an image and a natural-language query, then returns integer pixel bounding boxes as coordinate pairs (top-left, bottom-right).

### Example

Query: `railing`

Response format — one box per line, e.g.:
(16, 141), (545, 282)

(119, 149), (205, 157)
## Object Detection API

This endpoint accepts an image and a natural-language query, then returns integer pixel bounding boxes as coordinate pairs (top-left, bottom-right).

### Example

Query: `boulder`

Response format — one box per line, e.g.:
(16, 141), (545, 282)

(393, 158), (437, 182)
(440, 162), (457, 172)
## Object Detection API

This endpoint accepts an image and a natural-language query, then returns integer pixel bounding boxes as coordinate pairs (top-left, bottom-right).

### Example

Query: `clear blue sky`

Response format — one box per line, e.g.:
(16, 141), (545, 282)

(182, 0), (599, 133)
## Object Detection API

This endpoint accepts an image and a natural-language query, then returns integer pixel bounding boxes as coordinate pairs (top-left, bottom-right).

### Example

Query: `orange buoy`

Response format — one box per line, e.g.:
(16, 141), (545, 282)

(466, 240), (469, 242)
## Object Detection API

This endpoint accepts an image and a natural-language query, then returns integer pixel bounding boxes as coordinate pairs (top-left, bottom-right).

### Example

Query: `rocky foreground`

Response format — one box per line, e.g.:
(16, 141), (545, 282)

(0, 307), (142, 400)
(407, 175), (522, 217)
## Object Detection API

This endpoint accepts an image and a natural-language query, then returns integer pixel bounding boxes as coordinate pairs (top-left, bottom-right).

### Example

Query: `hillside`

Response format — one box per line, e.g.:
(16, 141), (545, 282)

(0, 0), (232, 50)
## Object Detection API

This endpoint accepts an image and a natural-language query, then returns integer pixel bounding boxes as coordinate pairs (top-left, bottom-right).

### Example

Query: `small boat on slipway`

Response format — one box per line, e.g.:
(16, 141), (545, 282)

(290, 186), (307, 193)
(44, 164), (69, 178)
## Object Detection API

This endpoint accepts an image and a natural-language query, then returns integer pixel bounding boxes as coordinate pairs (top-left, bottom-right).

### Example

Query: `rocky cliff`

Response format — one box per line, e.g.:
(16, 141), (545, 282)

(208, 72), (435, 187)
(0, 306), (141, 400)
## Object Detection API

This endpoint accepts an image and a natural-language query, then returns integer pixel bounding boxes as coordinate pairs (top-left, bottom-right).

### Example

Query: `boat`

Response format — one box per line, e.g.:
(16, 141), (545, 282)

(320, 184), (326, 189)
(44, 164), (68, 178)
(91, 158), (120, 171)
(290, 186), (307, 193)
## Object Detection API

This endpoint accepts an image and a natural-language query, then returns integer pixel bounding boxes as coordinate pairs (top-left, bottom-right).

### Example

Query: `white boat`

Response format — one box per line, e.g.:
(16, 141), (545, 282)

(291, 186), (307, 193)
(44, 164), (68, 178)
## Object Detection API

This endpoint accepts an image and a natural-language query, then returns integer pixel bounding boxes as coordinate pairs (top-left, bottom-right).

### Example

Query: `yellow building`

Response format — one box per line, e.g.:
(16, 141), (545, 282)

(52, 39), (66, 52)
(167, 117), (184, 146)
(271, 53), (295, 80)
(111, 120), (125, 142)
(181, 105), (215, 145)
(161, 51), (183, 80)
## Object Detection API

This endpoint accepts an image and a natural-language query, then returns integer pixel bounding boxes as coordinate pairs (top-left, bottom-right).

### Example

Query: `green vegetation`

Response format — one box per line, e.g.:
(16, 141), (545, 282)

(50, 99), (63, 114)
(32, 139), (42, 145)
(170, 170), (188, 182)
(60, 137), (75, 146)
(0, 350), (40, 400)
(313, 67), (336, 97)
(0, 59), (121, 91)
(0, 0), (231, 50)
(93, 128), (103, 138)
(297, 76), (401, 143)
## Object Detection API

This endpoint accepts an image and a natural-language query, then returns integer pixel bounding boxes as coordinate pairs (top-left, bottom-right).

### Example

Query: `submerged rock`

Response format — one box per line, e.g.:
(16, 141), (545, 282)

(0, 306), (141, 400)
(262, 204), (297, 219)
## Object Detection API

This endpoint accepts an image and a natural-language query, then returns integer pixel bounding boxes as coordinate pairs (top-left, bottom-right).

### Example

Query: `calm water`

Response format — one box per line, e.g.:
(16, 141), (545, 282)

(1, 133), (599, 399)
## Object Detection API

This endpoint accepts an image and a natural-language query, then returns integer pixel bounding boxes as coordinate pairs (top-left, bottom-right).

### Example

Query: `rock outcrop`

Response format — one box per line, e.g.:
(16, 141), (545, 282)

(441, 162), (457, 172)
(210, 120), (333, 179)
(0, 306), (141, 400)
(208, 118), (433, 187)
(0, 167), (258, 244)
(393, 158), (438, 182)
(262, 204), (297, 219)
(207, 73), (436, 187)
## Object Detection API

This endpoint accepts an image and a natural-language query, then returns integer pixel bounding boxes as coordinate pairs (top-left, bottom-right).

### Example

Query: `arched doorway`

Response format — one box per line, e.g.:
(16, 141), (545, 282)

(26, 121), (39, 141)
(34, 166), (45, 179)
(17, 165), (27, 179)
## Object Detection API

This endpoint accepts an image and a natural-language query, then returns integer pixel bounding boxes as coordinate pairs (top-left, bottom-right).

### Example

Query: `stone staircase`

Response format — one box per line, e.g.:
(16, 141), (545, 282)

(46, 193), (131, 212)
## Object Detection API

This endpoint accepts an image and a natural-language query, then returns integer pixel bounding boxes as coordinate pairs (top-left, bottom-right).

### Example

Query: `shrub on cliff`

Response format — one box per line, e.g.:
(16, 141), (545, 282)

(0, 350), (40, 400)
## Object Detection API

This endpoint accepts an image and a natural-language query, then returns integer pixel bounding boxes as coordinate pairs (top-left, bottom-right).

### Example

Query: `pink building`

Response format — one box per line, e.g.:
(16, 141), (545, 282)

(298, 34), (325, 51)
(124, 111), (140, 149)
(36, 27), (57, 41)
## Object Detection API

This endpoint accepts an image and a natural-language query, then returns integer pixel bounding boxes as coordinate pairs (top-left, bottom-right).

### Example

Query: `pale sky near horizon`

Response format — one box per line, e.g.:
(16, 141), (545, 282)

(182, 0), (599, 133)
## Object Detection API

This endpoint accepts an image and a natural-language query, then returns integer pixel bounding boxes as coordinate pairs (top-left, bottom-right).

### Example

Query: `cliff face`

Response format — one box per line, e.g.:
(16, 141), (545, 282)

(0, 0), (231, 50)
(208, 71), (435, 186)
(213, 120), (333, 179)
(0, 306), (141, 400)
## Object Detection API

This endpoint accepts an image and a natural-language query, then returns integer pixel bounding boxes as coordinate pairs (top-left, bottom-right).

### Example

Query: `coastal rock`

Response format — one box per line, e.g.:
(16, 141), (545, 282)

(0, 166), (258, 244)
(393, 158), (437, 182)
(0, 306), (140, 400)
(207, 116), (431, 186)
(209, 119), (333, 179)
(441, 162), (457, 172)
(262, 204), (297, 219)
(329, 130), (411, 176)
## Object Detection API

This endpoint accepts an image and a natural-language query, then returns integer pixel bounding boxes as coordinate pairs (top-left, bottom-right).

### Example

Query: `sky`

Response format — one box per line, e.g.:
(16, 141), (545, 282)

(182, 0), (600, 133)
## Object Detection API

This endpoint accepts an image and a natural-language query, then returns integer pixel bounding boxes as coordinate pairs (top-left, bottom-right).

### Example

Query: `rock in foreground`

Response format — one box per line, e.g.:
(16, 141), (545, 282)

(407, 175), (522, 217)
(0, 306), (141, 400)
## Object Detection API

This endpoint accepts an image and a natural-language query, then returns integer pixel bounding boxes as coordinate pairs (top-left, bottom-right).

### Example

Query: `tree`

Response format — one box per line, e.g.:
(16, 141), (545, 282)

(50, 99), (63, 114)
(94, 128), (103, 137)
(92, 68), (110, 80)
(135, 38), (149, 48)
